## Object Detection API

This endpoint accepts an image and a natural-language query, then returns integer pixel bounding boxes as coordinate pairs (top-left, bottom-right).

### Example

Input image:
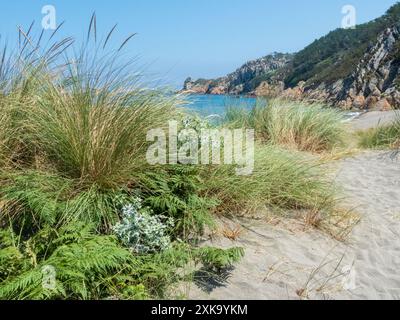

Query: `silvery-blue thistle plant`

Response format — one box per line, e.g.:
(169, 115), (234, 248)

(113, 197), (174, 254)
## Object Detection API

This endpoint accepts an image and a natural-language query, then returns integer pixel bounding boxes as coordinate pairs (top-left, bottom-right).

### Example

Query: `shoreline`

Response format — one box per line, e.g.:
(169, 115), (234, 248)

(182, 92), (399, 113)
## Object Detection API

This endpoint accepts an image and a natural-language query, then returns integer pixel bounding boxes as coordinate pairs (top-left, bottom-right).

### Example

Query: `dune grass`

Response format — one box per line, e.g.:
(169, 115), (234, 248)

(25, 72), (180, 188)
(203, 144), (335, 216)
(0, 97), (16, 166)
(0, 20), (246, 300)
(358, 114), (400, 149)
(225, 99), (345, 152)
(0, 19), (343, 300)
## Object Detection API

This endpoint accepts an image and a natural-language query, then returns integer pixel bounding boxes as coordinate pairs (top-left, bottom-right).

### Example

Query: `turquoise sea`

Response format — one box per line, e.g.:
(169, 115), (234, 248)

(184, 94), (257, 119)
(183, 94), (361, 122)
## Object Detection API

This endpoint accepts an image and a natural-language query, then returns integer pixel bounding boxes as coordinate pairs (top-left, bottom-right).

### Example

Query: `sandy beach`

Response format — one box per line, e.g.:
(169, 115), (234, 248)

(349, 110), (398, 131)
(188, 112), (400, 300)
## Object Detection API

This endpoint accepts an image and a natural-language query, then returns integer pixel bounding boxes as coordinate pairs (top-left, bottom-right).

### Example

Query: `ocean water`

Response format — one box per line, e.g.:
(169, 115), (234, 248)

(183, 94), (257, 119)
(182, 94), (361, 122)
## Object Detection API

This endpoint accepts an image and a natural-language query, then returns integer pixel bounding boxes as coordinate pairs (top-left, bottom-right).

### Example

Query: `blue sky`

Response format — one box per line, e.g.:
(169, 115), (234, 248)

(0, 0), (398, 87)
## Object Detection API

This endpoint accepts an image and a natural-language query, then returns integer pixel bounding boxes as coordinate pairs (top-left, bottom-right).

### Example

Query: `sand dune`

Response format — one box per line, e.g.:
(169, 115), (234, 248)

(188, 150), (400, 300)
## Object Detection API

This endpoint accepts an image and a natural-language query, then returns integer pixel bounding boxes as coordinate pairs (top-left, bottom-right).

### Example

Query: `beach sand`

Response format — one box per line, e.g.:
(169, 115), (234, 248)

(349, 110), (398, 131)
(187, 112), (400, 300)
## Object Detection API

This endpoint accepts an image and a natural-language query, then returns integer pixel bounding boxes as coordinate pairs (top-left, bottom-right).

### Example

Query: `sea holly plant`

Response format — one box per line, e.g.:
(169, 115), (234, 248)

(113, 197), (175, 254)
(181, 114), (210, 132)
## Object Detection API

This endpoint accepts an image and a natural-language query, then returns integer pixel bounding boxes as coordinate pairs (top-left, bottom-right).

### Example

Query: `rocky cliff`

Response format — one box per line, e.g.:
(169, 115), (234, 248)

(183, 3), (400, 110)
(299, 26), (400, 109)
(182, 53), (293, 96)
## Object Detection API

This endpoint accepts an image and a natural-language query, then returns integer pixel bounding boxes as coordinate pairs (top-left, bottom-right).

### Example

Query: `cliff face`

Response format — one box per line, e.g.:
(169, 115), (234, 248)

(183, 4), (400, 109)
(301, 26), (400, 109)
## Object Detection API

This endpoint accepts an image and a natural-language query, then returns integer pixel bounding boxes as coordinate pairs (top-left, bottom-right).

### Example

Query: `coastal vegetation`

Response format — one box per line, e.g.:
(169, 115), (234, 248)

(225, 99), (345, 152)
(0, 22), (245, 300)
(285, 3), (400, 87)
(0, 20), (344, 300)
(203, 144), (335, 216)
(358, 113), (400, 149)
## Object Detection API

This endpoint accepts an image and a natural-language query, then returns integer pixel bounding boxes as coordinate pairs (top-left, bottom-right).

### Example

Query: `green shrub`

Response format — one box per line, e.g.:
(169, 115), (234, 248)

(0, 97), (17, 167)
(196, 247), (244, 271)
(0, 29), (73, 168)
(0, 222), (243, 300)
(0, 170), (134, 230)
(23, 68), (180, 188)
(0, 223), (134, 300)
(131, 243), (244, 298)
(141, 166), (217, 239)
(0, 24), (182, 188)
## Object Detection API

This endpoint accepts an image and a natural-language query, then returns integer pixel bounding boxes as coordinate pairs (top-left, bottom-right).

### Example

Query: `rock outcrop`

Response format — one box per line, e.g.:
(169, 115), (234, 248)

(182, 53), (293, 96)
(301, 26), (400, 109)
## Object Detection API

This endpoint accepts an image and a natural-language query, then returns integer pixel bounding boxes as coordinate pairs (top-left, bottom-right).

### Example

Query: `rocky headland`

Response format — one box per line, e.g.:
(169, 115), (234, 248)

(183, 4), (400, 110)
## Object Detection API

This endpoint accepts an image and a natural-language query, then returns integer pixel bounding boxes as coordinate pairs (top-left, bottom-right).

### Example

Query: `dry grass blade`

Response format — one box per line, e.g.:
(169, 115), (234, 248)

(103, 24), (118, 49)
(87, 12), (97, 43)
(221, 224), (243, 241)
(49, 21), (65, 41)
(297, 250), (346, 299)
(17, 25), (35, 56)
(36, 29), (45, 48)
(118, 33), (137, 52)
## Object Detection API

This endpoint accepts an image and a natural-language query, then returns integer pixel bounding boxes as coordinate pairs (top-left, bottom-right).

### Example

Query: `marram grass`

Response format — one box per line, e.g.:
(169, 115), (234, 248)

(202, 144), (336, 215)
(358, 113), (400, 149)
(225, 99), (345, 152)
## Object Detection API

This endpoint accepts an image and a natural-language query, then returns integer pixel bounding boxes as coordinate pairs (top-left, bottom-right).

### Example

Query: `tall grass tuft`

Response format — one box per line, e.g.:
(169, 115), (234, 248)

(0, 23), (74, 167)
(0, 96), (16, 166)
(203, 144), (335, 215)
(22, 52), (181, 188)
(0, 22), (185, 229)
(358, 113), (400, 149)
(225, 99), (345, 152)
